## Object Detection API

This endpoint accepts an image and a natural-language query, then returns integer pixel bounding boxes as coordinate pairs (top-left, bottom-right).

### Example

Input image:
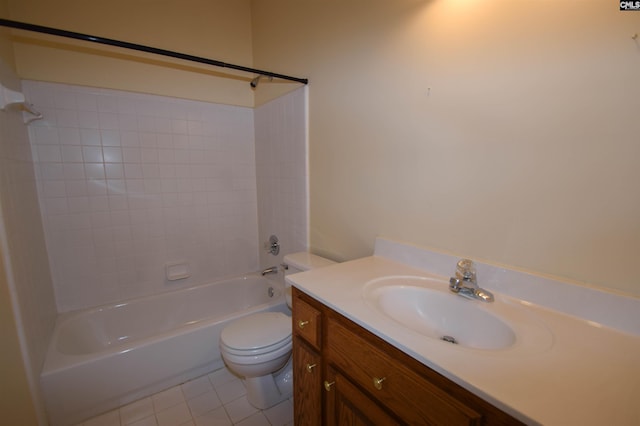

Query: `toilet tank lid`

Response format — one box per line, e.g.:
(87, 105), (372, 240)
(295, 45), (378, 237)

(284, 252), (335, 271)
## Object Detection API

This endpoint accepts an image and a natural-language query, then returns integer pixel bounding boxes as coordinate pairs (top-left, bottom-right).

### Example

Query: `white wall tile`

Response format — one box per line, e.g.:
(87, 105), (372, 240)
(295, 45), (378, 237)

(101, 130), (122, 146)
(84, 163), (106, 179)
(78, 113), (100, 130)
(36, 145), (62, 162)
(24, 81), (262, 312)
(58, 127), (82, 145)
(255, 87), (309, 269)
(61, 145), (84, 162)
(82, 146), (104, 163)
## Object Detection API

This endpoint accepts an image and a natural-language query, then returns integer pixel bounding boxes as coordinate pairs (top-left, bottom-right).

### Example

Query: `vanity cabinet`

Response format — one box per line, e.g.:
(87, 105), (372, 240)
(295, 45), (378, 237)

(292, 286), (524, 426)
(292, 335), (322, 426)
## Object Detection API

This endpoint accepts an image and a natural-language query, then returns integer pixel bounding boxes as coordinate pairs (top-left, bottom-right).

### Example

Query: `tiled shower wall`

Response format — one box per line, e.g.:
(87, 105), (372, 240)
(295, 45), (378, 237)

(24, 81), (260, 312)
(255, 87), (309, 269)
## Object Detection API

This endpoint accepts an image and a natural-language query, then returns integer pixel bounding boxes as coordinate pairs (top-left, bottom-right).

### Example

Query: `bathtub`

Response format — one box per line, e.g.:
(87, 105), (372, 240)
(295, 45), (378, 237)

(40, 274), (288, 426)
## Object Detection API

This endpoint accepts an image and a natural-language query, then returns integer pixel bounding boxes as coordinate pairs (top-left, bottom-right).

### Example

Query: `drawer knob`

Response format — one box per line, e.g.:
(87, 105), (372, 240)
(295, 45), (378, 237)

(373, 376), (386, 390)
(298, 320), (309, 329)
(306, 363), (317, 373)
(324, 380), (335, 391)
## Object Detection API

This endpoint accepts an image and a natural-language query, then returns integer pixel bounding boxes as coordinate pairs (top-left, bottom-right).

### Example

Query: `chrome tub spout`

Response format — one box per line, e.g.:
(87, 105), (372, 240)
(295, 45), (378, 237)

(261, 266), (278, 276)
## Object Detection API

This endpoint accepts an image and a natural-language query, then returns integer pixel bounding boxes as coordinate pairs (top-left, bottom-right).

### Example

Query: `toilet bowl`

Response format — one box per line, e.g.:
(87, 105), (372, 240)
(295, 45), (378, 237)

(220, 311), (293, 409)
(218, 252), (335, 409)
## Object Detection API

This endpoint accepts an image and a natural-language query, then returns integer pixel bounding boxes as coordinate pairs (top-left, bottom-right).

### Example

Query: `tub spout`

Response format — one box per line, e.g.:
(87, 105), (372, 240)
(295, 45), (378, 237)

(261, 266), (278, 276)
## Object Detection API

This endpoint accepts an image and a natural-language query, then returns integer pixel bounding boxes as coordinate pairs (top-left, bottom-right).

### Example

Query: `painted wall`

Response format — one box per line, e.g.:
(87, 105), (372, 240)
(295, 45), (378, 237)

(251, 0), (640, 296)
(0, 2), (55, 421)
(0, 256), (38, 425)
(6, 0), (255, 106)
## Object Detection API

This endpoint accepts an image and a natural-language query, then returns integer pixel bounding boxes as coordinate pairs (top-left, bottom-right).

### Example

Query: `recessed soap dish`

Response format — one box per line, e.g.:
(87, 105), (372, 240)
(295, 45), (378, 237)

(165, 261), (191, 281)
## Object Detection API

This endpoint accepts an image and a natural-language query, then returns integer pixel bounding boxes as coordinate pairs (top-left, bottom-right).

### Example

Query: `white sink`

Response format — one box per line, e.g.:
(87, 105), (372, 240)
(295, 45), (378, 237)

(363, 275), (553, 353)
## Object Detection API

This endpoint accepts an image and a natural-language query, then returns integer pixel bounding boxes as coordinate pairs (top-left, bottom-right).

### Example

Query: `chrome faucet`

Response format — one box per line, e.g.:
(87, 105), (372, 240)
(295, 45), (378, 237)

(261, 266), (278, 276)
(449, 259), (494, 302)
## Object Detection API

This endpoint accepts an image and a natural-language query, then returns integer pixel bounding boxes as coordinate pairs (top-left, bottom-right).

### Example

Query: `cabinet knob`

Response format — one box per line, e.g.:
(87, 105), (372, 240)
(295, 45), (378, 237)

(306, 363), (317, 373)
(298, 320), (309, 329)
(373, 376), (386, 390)
(324, 380), (335, 391)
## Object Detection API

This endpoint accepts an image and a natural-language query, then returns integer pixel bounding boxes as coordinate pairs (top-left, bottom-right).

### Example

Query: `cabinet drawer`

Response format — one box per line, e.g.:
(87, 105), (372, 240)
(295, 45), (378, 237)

(327, 317), (482, 426)
(292, 291), (322, 350)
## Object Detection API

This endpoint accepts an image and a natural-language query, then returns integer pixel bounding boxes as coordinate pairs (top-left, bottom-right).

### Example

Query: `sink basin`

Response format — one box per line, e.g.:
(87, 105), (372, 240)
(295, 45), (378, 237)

(363, 276), (553, 352)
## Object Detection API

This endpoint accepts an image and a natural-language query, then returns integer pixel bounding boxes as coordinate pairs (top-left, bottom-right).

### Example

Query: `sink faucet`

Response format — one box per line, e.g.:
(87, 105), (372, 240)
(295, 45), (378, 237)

(449, 259), (494, 302)
(261, 266), (278, 276)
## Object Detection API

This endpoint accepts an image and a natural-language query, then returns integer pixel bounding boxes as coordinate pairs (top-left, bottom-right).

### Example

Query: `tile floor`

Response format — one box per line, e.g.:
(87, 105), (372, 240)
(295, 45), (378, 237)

(75, 367), (294, 426)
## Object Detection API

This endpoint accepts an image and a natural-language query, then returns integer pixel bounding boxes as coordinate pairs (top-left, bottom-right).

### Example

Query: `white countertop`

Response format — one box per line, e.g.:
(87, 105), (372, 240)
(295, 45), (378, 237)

(288, 249), (640, 425)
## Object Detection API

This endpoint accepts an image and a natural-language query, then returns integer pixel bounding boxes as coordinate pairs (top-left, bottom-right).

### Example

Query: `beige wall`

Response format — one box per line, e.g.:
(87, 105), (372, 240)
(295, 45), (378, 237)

(252, 0), (640, 296)
(0, 253), (38, 426)
(0, 1), (41, 423)
(3, 1), (639, 295)
(7, 0), (256, 106)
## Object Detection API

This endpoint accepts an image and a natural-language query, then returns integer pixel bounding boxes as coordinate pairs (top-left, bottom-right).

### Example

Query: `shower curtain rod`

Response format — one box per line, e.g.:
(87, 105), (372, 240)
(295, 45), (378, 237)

(0, 18), (309, 85)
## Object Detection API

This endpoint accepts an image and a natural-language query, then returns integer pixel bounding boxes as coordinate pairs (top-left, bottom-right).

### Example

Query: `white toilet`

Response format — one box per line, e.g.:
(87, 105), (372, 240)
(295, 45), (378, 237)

(219, 252), (335, 409)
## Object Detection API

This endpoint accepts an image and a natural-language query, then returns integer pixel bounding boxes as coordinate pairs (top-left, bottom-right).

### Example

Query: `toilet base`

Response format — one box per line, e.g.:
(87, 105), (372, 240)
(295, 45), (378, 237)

(244, 357), (293, 409)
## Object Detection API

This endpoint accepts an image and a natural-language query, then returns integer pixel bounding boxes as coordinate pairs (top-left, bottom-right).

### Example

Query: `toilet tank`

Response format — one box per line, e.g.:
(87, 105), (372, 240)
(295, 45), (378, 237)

(284, 252), (335, 307)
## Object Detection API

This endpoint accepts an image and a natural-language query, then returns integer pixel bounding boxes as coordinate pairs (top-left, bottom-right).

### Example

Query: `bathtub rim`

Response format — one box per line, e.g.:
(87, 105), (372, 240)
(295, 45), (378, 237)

(42, 272), (286, 374)
(40, 297), (290, 426)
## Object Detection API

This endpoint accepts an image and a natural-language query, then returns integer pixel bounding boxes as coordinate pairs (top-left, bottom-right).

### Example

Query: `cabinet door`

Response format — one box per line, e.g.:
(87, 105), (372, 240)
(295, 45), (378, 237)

(293, 337), (322, 426)
(327, 318), (481, 425)
(326, 367), (400, 426)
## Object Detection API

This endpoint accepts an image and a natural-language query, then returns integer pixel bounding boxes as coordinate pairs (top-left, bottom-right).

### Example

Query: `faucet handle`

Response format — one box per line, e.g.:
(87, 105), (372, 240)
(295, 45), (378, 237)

(449, 277), (462, 292)
(456, 259), (476, 280)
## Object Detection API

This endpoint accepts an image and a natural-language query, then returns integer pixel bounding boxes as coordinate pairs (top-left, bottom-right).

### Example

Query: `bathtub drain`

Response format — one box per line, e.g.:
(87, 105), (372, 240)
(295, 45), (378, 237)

(268, 287), (274, 298)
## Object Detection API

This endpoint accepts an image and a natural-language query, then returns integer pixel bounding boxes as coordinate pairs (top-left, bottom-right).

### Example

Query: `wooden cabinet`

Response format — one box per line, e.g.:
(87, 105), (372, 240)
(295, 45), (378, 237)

(328, 366), (399, 426)
(292, 286), (524, 426)
(292, 294), (323, 425)
(292, 335), (322, 426)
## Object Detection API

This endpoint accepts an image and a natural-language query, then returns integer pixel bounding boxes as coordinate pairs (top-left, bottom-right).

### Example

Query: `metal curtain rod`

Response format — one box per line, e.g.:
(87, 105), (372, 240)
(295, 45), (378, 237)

(0, 18), (309, 85)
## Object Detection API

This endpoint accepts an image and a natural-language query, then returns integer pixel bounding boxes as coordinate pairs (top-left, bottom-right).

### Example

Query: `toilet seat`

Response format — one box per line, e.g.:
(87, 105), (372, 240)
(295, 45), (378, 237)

(220, 312), (292, 357)
(221, 340), (292, 366)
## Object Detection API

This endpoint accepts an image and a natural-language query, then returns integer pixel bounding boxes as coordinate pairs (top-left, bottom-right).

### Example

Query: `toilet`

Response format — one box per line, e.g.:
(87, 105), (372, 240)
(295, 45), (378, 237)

(219, 252), (335, 409)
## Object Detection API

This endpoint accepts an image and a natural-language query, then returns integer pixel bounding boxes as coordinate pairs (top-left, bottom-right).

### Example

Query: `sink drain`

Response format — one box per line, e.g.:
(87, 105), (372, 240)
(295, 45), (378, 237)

(441, 335), (458, 344)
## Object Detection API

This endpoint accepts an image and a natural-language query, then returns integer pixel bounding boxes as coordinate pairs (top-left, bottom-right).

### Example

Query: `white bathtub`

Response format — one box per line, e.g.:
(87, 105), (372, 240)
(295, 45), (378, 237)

(41, 274), (288, 426)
